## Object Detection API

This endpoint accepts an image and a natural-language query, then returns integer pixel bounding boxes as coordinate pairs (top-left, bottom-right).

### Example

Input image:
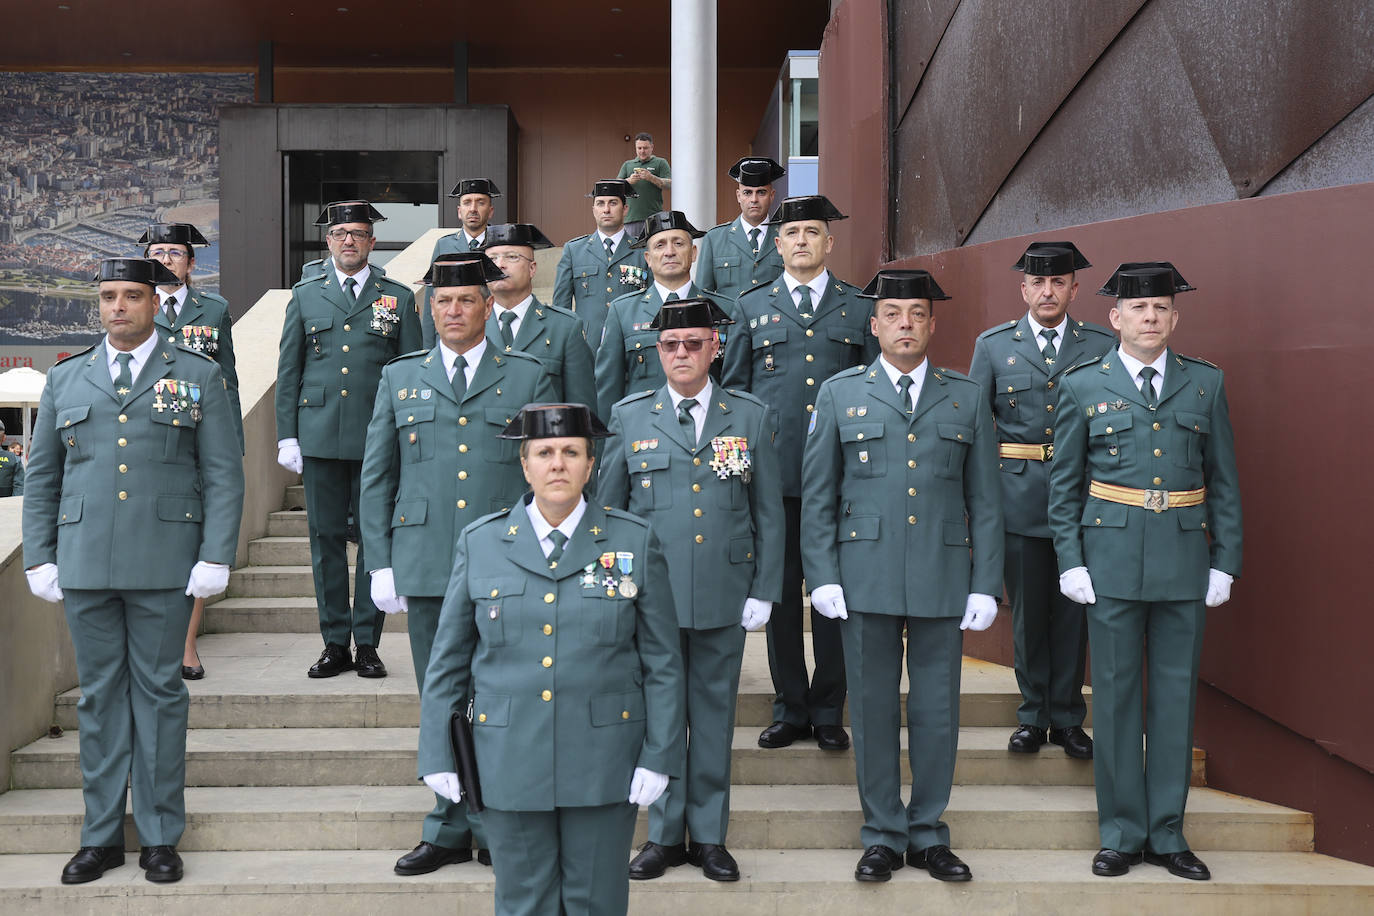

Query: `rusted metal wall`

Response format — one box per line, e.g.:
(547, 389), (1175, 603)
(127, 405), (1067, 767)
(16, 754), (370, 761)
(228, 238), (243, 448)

(820, 0), (1374, 867)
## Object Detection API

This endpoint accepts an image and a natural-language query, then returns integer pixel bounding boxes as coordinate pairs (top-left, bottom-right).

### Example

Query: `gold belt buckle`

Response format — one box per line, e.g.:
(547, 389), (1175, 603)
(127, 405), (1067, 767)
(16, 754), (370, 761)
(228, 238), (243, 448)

(1143, 488), (1169, 512)
(1041, 443), (1054, 461)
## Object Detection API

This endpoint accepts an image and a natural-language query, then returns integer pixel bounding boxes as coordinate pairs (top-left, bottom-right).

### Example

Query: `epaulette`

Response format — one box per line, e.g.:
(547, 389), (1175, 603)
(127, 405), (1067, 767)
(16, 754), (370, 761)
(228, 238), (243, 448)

(614, 388), (657, 409)
(190, 289), (229, 307)
(55, 344), (98, 365)
(173, 344), (216, 362)
(832, 364), (869, 380)
(708, 221), (732, 231)
(539, 302), (580, 321)
(499, 348), (543, 367)
(385, 348), (431, 366)
(1071, 318), (1116, 338)
(374, 274), (410, 292)
(1064, 357), (1104, 376)
(933, 366), (974, 383)
(292, 272), (325, 290)
(607, 289), (643, 307)
(1177, 353), (1220, 370)
(722, 388), (767, 409)
(736, 279), (775, 299)
(602, 506), (650, 528)
(466, 508), (514, 534)
(567, 233), (593, 245)
(977, 320), (1020, 340)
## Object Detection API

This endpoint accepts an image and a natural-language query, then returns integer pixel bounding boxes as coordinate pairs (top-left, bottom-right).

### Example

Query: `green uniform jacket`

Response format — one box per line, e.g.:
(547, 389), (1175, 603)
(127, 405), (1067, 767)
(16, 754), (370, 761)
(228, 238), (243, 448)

(801, 360), (1003, 616)
(360, 340), (553, 597)
(552, 233), (649, 347)
(594, 284), (739, 421)
(597, 385), (783, 628)
(417, 501), (686, 810)
(695, 220), (785, 305)
(275, 267), (421, 460)
(487, 297), (596, 414)
(0, 451), (23, 496)
(968, 315), (1116, 538)
(1047, 349), (1243, 601)
(23, 341), (245, 588)
(154, 287), (243, 452)
(721, 275), (877, 497)
(617, 156), (671, 222)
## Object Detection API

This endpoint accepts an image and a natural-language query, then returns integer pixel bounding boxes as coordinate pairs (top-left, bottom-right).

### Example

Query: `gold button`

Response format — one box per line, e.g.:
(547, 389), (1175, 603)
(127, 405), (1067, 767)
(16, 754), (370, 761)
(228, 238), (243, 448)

(806, 404), (814, 412)
(693, 508), (702, 517)
(341, 345), (349, 352)
(407, 415), (414, 422)
(459, 417), (468, 426)
(119, 464), (128, 473)
(1095, 518), (1102, 525)
(1153, 448), (1162, 457)
(693, 457), (701, 466)
(956, 433), (963, 440)
(907, 459), (916, 468)
(1200, 522), (1207, 530)
(1006, 386), (1014, 393)
(340, 389), (348, 397)
(61, 514), (67, 521)
(907, 487), (916, 496)
(544, 592), (555, 603)
(694, 534), (704, 543)
(607, 287), (613, 293)
(459, 444), (468, 452)
(856, 433), (864, 440)
(172, 419), (180, 427)
(343, 323), (351, 331)
(1045, 428), (1053, 435)
(805, 329), (814, 337)
(491, 588), (499, 597)
(542, 656), (553, 668)
(806, 378), (815, 386)
(692, 483), (701, 493)
(118, 490), (128, 500)
(747, 552), (753, 559)
(907, 433), (915, 442)
(805, 353), (814, 362)
(458, 471), (468, 480)
(1047, 381), (1055, 389)
(1153, 477), (1163, 485)
(64, 419), (71, 427)
(398, 515), (405, 523)
(543, 624), (553, 635)
(457, 499), (467, 509)
(478, 713), (487, 723)
(541, 690), (552, 701)
(1153, 422), (1162, 430)
(119, 414), (127, 423)
(907, 515), (916, 525)
(118, 438), (127, 447)
(1046, 404), (1055, 412)
(1105, 426), (1113, 434)
(763, 339), (770, 346)
(850, 531), (857, 538)
(621, 710), (630, 720)
(641, 461), (648, 469)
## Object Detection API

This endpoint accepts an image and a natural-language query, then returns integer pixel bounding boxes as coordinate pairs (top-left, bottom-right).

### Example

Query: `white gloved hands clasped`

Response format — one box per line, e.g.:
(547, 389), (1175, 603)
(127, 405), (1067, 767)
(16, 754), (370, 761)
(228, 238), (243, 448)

(370, 567), (408, 615)
(25, 563), (63, 603)
(185, 561), (230, 598)
(1205, 568), (1234, 607)
(959, 593), (999, 631)
(1059, 566), (1097, 605)
(627, 766), (669, 806)
(423, 771), (463, 804)
(810, 583), (848, 620)
(740, 597), (772, 631)
(276, 438), (303, 475)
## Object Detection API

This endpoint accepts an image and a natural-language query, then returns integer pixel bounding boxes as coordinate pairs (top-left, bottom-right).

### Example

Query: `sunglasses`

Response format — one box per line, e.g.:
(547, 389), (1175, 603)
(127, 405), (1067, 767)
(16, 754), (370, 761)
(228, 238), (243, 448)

(657, 337), (713, 353)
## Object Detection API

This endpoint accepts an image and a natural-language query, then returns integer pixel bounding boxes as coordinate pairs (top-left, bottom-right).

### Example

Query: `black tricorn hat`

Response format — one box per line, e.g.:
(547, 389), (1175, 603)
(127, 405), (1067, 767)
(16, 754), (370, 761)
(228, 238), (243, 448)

(728, 156), (786, 186)
(1097, 262), (1196, 299)
(482, 223), (554, 251)
(859, 269), (950, 301)
(423, 253), (506, 287)
(1013, 241), (1091, 276)
(96, 257), (180, 287)
(447, 178), (501, 199)
(498, 403), (610, 440)
(314, 200), (386, 227)
(765, 195), (848, 225)
(587, 179), (637, 200)
(138, 222), (209, 248)
(648, 296), (736, 331)
(630, 211), (706, 248)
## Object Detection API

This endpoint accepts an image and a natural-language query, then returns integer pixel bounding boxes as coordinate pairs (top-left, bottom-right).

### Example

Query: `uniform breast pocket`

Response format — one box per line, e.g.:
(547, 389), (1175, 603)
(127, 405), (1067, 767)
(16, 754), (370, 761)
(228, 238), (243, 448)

(576, 264), (600, 292)
(55, 405), (93, 463)
(826, 325), (864, 366)
(302, 314), (333, 353)
(472, 578), (525, 647)
(152, 406), (199, 462)
(994, 371), (1033, 421)
(582, 591), (633, 647)
(935, 423), (973, 480)
(627, 451), (672, 509)
(395, 404), (435, 463)
(1173, 411), (1209, 468)
(840, 422), (885, 477)
(712, 255), (740, 284)
(1089, 413), (1132, 467)
(624, 330), (659, 371)
(752, 325), (788, 374)
(484, 408), (520, 463)
(539, 353), (565, 381)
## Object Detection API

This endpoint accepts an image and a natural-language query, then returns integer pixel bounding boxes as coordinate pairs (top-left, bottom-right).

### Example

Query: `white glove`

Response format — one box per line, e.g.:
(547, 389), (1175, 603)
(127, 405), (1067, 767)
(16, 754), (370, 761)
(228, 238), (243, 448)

(25, 563), (63, 603)
(369, 567), (408, 615)
(185, 561), (230, 598)
(1059, 566), (1096, 605)
(276, 438), (303, 474)
(1205, 568), (1234, 608)
(810, 583), (848, 620)
(740, 597), (772, 631)
(423, 771), (463, 804)
(960, 593), (999, 631)
(627, 766), (669, 806)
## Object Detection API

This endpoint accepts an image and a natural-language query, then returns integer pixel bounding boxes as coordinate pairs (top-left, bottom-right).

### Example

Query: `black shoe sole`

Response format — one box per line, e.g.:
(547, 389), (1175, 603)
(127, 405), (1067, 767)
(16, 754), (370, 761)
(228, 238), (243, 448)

(145, 869), (183, 884)
(854, 870), (894, 882)
(355, 668), (388, 678)
(308, 666), (352, 678)
(702, 869), (741, 882)
(395, 850), (473, 876)
(1143, 852), (1210, 880)
(60, 862), (124, 885)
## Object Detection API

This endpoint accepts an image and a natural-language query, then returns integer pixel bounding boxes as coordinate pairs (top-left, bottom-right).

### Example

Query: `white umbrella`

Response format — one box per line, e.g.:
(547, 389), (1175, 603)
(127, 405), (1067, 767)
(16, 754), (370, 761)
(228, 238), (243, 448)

(0, 366), (47, 452)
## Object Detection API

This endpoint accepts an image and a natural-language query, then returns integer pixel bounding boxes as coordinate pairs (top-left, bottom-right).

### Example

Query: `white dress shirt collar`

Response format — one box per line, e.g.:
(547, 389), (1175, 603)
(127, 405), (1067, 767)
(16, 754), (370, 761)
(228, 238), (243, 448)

(159, 284), (188, 309)
(333, 263), (371, 296)
(1115, 346), (1168, 396)
(654, 279), (694, 302)
(439, 337), (486, 384)
(782, 269), (830, 306)
(104, 332), (160, 383)
(878, 355), (928, 409)
(526, 496), (588, 558)
(495, 295), (534, 337)
(1025, 311), (1069, 355)
(597, 228), (626, 251)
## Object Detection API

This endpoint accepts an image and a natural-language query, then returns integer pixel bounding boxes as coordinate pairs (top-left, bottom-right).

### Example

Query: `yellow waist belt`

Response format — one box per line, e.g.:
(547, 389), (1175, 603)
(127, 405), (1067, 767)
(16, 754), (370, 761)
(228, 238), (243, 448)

(1089, 480), (1206, 512)
(999, 442), (1053, 461)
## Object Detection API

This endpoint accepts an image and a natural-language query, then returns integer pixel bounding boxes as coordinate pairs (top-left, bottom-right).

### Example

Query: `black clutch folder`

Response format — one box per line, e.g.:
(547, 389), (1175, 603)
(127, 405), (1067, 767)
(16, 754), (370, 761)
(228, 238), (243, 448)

(450, 710), (485, 813)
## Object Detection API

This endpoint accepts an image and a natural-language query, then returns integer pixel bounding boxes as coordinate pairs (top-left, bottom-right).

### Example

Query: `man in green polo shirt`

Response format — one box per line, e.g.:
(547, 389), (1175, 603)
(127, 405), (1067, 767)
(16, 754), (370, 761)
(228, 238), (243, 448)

(618, 133), (672, 225)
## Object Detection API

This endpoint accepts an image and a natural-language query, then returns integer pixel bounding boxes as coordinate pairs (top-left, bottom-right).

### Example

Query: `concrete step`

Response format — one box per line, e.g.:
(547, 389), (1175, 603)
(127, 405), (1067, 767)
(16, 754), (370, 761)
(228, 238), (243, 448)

(227, 565), (353, 599)
(284, 484), (304, 508)
(266, 509), (308, 538)
(203, 597), (408, 635)
(0, 784), (1311, 855)
(48, 633), (1087, 731)
(248, 536), (357, 567)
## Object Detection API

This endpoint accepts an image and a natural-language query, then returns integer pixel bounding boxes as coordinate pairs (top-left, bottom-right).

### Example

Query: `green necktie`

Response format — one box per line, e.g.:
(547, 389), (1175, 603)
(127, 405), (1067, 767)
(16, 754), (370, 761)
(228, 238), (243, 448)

(1039, 328), (1058, 365)
(469, 235), (482, 252)
(665, 291), (680, 302)
(547, 529), (568, 566)
(748, 227), (761, 255)
(164, 295), (178, 325)
(678, 398), (698, 446)
(343, 276), (357, 303)
(113, 352), (133, 397)
(897, 374), (914, 414)
(499, 311), (517, 348)
(604, 237), (615, 260)
(1138, 367), (1158, 408)
(451, 355), (468, 402)
(796, 284), (812, 314)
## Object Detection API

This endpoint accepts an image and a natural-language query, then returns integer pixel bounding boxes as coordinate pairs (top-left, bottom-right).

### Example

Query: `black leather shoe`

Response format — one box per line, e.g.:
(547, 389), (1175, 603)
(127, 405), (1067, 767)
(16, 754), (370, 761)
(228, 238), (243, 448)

(757, 721), (811, 748)
(854, 844), (904, 882)
(1092, 848), (1144, 877)
(688, 842), (740, 882)
(139, 845), (183, 883)
(394, 841), (472, 875)
(629, 841), (688, 879)
(1007, 724), (1047, 753)
(907, 844), (972, 882)
(353, 645), (387, 678)
(308, 643), (353, 678)
(60, 846), (124, 884)
(1049, 725), (1094, 759)
(814, 725), (851, 751)
(1145, 849), (1211, 880)
(181, 664), (205, 680)
(476, 848), (491, 867)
